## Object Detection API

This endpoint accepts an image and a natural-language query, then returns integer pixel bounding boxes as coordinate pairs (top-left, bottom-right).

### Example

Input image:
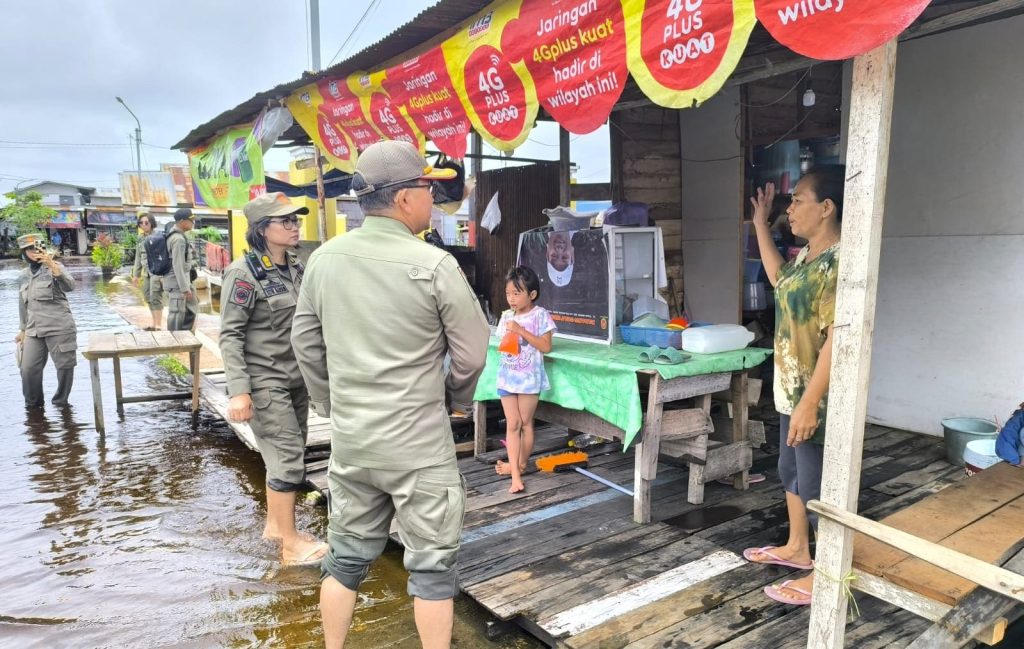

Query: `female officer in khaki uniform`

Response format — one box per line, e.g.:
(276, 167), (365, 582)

(218, 192), (325, 566)
(131, 210), (164, 331)
(15, 233), (77, 408)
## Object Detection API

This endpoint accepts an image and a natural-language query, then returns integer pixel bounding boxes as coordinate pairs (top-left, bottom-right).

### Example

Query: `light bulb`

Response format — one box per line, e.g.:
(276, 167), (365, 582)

(802, 88), (816, 107)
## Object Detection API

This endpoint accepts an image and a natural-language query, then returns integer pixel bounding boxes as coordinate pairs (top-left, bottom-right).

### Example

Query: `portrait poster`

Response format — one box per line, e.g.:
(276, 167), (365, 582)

(517, 227), (610, 342)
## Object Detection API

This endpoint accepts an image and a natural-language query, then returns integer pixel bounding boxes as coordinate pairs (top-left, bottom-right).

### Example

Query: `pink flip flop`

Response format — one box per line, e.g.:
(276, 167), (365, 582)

(764, 580), (812, 605)
(717, 472), (767, 486)
(742, 546), (813, 570)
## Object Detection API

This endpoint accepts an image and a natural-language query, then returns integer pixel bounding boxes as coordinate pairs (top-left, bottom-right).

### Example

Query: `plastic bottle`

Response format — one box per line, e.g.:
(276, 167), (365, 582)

(568, 433), (612, 450)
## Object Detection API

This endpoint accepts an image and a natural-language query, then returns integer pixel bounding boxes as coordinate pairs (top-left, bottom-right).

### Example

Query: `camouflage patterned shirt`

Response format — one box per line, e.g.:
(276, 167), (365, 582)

(773, 243), (840, 443)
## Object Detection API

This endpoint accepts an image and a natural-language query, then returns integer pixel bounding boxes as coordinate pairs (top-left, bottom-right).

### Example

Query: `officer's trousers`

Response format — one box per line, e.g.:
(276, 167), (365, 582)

(166, 287), (198, 332)
(21, 332), (77, 408)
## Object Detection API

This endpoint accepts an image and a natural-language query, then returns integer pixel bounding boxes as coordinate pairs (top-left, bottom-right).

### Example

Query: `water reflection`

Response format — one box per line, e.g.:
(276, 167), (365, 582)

(0, 260), (541, 649)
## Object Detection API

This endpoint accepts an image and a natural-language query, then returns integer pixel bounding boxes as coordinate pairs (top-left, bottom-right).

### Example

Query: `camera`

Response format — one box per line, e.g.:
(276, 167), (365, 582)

(32, 242), (46, 253)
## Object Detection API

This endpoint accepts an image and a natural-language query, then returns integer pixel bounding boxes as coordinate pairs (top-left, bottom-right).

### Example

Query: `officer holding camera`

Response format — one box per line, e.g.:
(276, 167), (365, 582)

(15, 233), (77, 408)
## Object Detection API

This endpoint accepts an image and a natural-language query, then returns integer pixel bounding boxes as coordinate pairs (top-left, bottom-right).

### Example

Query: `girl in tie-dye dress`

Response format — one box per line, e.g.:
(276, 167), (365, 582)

(494, 266), (556, 494)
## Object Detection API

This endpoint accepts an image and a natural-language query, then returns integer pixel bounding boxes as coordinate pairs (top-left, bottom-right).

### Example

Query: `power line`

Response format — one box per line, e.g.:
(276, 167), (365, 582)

(0, 138), (173, 149)
(326, 0), (381, 67)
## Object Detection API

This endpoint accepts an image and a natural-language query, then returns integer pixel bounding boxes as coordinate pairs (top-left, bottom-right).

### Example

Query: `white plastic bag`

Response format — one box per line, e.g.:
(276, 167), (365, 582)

(254, 107), (294, 153)
(481, 191), (502, 234)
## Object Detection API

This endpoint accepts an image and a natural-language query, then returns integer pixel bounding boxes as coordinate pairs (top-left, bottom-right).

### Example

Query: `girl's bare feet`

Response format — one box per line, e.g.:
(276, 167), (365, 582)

(509, 478), (525, 493)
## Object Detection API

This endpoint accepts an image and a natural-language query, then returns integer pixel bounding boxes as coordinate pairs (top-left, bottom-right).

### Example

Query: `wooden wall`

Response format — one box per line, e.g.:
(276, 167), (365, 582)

(609, 106), (684, 315)
(473, 162), (561, 319)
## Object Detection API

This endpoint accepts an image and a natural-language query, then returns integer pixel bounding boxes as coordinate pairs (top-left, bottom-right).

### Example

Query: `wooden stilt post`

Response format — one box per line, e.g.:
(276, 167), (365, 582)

(806, 39), (898, 649)
(559, 126), (571, 206)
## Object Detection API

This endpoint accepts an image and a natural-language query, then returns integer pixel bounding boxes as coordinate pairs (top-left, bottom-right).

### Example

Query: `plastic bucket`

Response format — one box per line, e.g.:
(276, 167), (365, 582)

(962, 439), (1001, 477)
(941, 417), (998, 467)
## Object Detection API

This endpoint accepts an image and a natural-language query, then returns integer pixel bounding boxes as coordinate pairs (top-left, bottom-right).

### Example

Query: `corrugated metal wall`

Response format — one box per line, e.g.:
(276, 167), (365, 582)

(474, 162), (560, 319)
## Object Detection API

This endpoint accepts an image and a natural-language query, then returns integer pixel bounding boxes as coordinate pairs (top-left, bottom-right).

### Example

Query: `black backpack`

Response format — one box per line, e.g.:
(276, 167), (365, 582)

(144, 231), (182, 276)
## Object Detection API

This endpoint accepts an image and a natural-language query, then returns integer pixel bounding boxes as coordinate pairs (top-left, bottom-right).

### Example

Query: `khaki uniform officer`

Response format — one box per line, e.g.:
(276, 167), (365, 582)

(164, 207), (198, 332)
(292, 140), (489, 649)
(15, 233), (77, 408)
(219, 192), (326, 566)
(130, 210), (164, 331)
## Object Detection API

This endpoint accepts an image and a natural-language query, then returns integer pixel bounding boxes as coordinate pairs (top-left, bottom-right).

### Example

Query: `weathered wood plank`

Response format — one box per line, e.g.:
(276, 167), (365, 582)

(660, 407), (713, 439)
(538, 550), (745, 638)
(808, 39), (899, 649)
(811, 500), (1024, 606)
(656, 373), (732, 403)
(584, 570), (796, 649)
(882, 495), (1024, 605)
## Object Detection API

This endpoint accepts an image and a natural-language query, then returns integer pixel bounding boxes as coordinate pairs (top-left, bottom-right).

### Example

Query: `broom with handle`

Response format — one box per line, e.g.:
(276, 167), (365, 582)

(535, 451), (634, 496)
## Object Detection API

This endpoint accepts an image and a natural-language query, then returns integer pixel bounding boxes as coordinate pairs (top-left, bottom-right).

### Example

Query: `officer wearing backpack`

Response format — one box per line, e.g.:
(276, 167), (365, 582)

(162, 208), (198, 331)
(132, 210), (164, 331)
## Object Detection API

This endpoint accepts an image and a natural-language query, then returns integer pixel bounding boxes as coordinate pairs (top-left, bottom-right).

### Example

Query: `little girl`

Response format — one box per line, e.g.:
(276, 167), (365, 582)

(495, 266), (556, 493)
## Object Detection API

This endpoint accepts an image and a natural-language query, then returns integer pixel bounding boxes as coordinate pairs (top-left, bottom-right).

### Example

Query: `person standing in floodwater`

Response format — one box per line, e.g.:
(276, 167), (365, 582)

(218, 193), (327, 566)
(15, 233), (77, 408)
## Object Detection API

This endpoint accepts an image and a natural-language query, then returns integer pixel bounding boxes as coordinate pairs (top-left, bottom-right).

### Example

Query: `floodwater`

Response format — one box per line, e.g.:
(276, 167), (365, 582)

(0, 259), (541, 649)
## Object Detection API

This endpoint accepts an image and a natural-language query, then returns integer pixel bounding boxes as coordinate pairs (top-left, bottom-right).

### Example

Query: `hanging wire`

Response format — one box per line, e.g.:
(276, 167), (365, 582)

(326, 0), (381, 67)
(738, 68), (811, 109)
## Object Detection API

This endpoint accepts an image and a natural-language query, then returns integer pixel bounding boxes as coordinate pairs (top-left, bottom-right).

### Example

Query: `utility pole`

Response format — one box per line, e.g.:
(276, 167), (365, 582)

(116, 97), (144, 210)
(309, 0), (329, 242)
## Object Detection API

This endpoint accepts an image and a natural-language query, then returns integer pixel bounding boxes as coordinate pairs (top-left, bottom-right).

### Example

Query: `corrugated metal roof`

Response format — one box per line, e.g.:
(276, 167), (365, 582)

(173, 0), (1022, 152)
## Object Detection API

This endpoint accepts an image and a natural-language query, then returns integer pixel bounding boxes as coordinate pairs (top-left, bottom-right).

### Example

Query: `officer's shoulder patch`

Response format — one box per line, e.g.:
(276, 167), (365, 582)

(230, 278), (255, 306)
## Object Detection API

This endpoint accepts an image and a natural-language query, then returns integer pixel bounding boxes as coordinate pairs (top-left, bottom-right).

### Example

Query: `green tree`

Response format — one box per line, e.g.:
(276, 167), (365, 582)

(0, 191), (55, 235)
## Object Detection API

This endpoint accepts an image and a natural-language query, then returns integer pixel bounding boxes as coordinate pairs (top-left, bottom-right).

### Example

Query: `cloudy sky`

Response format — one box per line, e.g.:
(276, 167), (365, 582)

(0, 0), (608, 199)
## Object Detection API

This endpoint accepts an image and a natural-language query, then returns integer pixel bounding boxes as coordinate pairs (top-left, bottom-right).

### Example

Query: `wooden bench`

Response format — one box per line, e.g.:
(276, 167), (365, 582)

(81, 330), (203, 434)
(810, 461), (1024, 647)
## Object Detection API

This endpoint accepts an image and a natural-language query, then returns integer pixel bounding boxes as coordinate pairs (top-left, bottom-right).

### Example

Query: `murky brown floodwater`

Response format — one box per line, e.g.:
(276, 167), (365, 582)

(0, 259), (541, 649)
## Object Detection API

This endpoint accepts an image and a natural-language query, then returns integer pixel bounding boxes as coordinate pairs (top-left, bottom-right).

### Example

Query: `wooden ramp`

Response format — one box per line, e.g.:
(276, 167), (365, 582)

(456, 424), (969, 648)
(199, 370), (487, 492)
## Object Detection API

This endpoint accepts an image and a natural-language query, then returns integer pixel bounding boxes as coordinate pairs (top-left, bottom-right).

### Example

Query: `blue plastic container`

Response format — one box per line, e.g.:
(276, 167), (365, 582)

(619, 325), (682, 349)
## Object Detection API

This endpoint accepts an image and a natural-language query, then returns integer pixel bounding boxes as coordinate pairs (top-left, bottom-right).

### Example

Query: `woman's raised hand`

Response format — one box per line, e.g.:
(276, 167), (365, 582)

(750, 182), (776, 228)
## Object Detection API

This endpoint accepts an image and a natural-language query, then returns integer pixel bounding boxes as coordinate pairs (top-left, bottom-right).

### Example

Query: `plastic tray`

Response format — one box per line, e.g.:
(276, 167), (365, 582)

(619, 325), (682, 349)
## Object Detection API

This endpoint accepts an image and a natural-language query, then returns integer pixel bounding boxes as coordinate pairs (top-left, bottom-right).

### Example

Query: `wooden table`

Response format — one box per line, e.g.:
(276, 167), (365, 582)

(81, 330), (203, 434)
(474, 370), (755, 524)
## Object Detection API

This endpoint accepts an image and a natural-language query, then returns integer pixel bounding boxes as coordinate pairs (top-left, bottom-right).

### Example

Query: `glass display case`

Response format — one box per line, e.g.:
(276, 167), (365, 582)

(608, 226), (664, 343)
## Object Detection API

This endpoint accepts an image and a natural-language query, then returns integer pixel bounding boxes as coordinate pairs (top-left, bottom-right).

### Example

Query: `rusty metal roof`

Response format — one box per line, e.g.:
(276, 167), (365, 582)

(173, 0), (1023, 152)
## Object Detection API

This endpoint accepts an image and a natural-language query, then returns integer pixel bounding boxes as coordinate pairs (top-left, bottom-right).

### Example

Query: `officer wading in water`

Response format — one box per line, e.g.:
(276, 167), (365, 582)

(15, 233), (77, 408)
(218, 192), (326, 566)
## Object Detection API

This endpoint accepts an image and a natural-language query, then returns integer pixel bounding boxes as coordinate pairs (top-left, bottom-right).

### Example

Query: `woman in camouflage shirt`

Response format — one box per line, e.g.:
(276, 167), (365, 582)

(744, 165), (845, 606)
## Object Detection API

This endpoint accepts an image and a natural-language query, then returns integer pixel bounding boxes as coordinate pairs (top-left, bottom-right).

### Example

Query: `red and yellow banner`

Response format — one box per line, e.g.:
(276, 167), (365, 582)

(285, 0), (928, 164)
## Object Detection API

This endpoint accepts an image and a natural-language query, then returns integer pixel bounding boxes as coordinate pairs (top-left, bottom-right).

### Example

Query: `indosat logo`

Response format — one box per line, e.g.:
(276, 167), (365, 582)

(468, 12), (494, 40)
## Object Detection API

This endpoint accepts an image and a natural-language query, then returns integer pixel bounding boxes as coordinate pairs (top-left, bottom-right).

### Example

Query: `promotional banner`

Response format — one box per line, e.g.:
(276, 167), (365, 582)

(517, 228), (610, 341)
(443, 1), (538, 151)
(188, 125), (266, 208)
(119, 171), (179, 207)
(624, 0), (755, 109)
(501, 0), (628, 134)
(383, 46), (472, 158)
(284, 0), (928, 162)
(755, 0), (930, 61)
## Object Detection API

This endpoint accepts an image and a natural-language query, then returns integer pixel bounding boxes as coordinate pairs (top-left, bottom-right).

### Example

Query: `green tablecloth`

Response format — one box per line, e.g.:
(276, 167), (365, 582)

(473, 337), (773, 447)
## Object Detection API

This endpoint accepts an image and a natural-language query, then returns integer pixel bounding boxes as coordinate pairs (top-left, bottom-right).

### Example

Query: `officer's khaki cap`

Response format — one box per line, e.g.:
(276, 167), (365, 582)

(243, 192), (309, 226)
(17, 233), (45, 250)
(353, 140), (457, 196)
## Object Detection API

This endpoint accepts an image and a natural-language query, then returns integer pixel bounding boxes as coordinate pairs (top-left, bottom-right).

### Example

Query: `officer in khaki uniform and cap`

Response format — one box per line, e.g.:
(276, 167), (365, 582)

(130, 209), (164, 331)
(164, 207), (199, 331)
(15, 233), (77, 408)
(292, 141), (489, 649)
(219, 192), (326, 566)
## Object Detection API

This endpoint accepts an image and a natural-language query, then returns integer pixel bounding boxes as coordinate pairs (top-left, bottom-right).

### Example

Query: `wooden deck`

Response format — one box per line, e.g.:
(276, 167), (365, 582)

(197, 371), (971, 647)
(457, 422), (966, 648)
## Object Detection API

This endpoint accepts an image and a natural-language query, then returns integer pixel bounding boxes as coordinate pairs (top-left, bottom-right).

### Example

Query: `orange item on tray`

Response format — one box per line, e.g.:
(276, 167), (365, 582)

(666, 317), (690, 330)
(498, 331), (520, 355)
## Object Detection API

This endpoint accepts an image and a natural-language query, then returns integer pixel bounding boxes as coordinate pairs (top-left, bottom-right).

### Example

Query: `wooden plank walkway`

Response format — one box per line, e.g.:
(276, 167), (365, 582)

(457, 423), (965, 648)
(196, 368), (967, 647)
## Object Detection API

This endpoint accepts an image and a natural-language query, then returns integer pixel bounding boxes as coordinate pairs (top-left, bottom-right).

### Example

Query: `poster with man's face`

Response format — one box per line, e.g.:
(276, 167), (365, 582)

(517, 228), (610, 341)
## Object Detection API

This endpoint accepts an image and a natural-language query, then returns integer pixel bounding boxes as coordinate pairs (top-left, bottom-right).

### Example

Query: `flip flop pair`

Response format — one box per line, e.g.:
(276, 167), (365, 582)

(637, 346), (690, 365)
(742, 546), (813, 570)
